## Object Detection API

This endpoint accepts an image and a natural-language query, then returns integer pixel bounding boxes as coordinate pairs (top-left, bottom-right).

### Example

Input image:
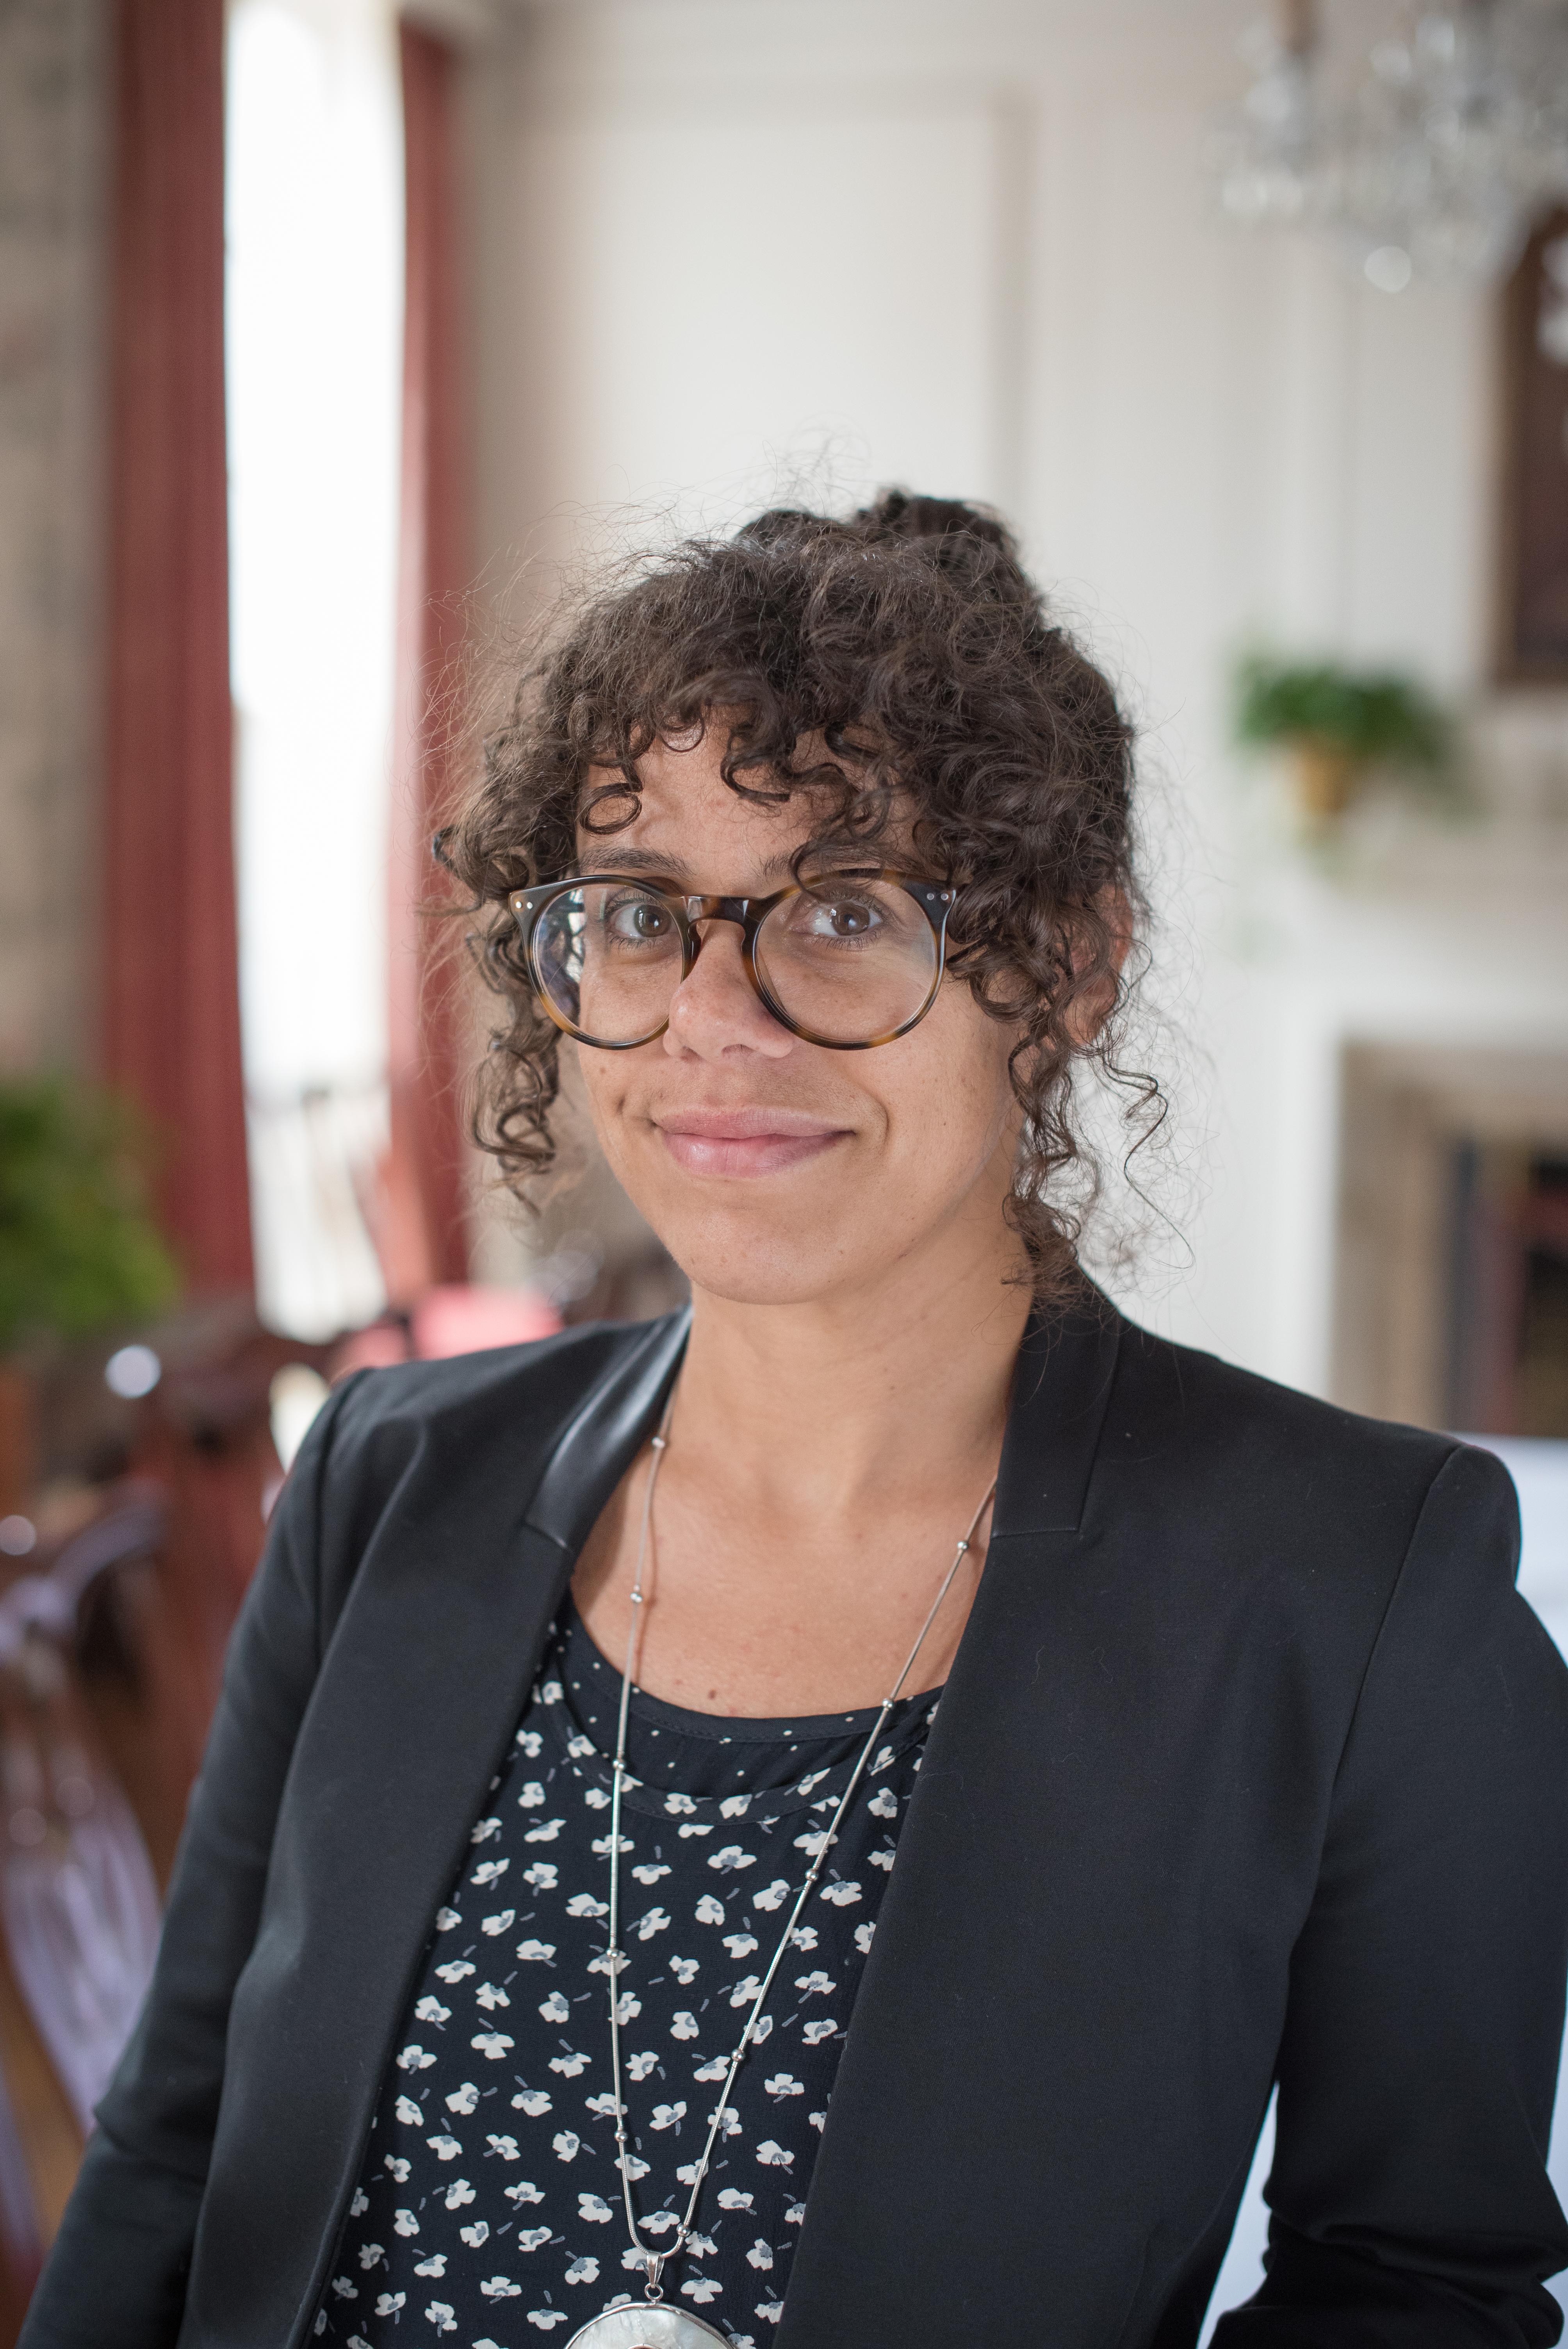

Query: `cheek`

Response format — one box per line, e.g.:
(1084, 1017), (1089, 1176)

(876, 1004), (1020, 1183)
(570, 1043), (640, 1162)
(920, 987), (1017, 1110)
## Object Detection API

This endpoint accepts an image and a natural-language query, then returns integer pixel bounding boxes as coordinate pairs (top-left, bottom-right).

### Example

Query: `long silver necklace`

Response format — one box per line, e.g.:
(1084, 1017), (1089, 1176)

(565, 1410), (996, 2349)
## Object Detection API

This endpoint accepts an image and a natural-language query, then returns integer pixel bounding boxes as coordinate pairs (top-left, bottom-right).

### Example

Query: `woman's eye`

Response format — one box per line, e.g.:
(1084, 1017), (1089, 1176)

(803, 897), (877, 939)
(605, 898), (672, 941)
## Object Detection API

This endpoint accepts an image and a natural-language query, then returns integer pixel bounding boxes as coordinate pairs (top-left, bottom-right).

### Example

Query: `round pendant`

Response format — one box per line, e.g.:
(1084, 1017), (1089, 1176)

(564, 2301), (733, 2349)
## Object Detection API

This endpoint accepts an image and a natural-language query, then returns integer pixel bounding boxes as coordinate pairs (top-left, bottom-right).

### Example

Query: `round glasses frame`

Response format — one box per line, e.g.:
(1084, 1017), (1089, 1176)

(508, 870), (960, 1052)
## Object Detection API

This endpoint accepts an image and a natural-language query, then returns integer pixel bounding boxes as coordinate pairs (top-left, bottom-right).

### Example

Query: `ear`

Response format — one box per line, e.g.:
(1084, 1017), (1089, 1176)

(1062, 888), (1131, 1049)
(1101, 886), (1134, 979)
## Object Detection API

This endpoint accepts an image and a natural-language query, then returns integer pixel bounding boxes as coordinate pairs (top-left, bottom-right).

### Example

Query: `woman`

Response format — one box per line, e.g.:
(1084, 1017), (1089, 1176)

(26, 494), (1568, 2349)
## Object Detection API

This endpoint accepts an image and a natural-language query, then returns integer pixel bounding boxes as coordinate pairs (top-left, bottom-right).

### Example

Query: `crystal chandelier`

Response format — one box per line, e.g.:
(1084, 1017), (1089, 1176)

(1212, 0), (1568, 287)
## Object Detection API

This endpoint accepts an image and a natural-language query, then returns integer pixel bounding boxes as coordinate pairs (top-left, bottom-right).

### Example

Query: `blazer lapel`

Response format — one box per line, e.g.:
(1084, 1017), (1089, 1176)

(200, 1313), (690, 2347)
(776, 1299), (1126, 2348)
(524, 1308), (690, 1548)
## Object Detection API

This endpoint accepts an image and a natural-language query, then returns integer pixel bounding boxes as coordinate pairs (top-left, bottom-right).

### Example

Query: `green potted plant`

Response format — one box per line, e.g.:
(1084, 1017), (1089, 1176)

(1233, 654), (1452, 823)
(0, 1076), (181, 1510)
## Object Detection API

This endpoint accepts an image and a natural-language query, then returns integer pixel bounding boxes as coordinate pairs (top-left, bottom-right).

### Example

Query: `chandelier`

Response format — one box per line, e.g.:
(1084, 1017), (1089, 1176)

(1212, 0), (1568, 287)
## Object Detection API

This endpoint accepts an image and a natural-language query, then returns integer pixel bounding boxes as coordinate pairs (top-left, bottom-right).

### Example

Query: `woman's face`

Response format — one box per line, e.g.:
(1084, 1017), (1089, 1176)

(570, 732), (1027, 1311)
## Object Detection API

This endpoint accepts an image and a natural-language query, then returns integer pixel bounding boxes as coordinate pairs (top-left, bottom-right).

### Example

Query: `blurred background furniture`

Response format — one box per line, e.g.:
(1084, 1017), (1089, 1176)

(0, 1307), (311, 2319)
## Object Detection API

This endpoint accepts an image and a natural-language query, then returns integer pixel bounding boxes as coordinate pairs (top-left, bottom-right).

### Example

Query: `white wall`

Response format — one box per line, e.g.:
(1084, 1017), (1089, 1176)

(468, 0), (1568, 1395)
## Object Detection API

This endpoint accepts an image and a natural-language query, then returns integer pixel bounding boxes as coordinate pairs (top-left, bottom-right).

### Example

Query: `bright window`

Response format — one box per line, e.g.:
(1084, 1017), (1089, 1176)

(226, 0), (402, 1337)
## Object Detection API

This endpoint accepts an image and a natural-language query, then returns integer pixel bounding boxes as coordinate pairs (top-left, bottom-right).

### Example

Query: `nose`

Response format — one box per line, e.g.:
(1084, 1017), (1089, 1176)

(662, 917), (793, 1061)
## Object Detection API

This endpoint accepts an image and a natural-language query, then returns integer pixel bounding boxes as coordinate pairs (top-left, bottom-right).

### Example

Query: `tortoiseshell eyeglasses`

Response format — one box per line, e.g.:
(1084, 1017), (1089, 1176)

(508, 870), (959, 1052)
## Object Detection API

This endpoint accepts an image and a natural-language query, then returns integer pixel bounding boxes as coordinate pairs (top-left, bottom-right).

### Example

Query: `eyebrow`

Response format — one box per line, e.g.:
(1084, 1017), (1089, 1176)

(572, 845), (819, 888)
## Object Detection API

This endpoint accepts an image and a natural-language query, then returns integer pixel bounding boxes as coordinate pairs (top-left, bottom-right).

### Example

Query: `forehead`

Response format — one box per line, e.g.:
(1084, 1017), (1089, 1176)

(577, 732), (838, 886)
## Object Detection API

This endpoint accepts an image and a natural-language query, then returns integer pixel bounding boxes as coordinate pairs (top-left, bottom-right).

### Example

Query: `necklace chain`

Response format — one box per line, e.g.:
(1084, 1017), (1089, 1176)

(602, 1402), (996, 2305)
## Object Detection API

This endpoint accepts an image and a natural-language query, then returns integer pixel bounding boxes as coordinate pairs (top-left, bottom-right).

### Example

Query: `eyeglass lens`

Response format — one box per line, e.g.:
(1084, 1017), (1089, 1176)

(531, 880), (939, 1047)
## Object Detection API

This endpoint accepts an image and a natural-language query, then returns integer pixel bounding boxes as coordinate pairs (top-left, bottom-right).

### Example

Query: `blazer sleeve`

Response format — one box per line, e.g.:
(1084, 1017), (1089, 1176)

(1215, 1442), (1568, 2349)
(18, 1374), (365, 2349)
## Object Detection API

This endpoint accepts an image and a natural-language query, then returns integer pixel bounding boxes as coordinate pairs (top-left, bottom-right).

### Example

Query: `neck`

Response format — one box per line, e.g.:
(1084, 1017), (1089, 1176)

(670, 1231), (1036, 1529)
(570, 1205), (1046, 1715)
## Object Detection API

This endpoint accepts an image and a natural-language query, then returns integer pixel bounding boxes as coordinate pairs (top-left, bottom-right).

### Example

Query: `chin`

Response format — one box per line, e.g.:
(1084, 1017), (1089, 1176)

(677, 1258), (845, 1310)
(656, 1217), (859, 1310)
(613, 1165), (882, 1308)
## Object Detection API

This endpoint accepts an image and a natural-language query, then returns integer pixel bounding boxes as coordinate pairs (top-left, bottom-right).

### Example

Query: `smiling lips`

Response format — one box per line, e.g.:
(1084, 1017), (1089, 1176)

(653, 1106), (848, 1179)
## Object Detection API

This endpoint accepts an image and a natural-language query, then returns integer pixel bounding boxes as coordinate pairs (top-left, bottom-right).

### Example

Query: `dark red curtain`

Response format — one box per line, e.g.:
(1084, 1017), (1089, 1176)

(103, 0), (253, 1297)
(383, 20), (472, 1301)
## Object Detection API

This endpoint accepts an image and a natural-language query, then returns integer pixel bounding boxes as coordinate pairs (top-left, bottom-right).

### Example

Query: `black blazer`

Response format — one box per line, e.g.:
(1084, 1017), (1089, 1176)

(23, 1305), (1568, 2347)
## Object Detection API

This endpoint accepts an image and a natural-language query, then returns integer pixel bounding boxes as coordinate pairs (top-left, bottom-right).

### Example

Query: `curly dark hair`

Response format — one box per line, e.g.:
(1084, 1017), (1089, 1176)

(445, 488), (1158, 1297)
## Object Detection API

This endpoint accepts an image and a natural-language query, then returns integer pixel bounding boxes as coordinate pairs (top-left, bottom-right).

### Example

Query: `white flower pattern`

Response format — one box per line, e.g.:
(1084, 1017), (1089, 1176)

(315, 1606), (932, 2344)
